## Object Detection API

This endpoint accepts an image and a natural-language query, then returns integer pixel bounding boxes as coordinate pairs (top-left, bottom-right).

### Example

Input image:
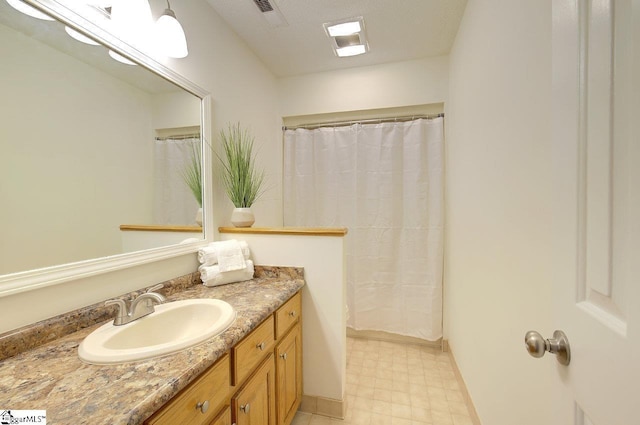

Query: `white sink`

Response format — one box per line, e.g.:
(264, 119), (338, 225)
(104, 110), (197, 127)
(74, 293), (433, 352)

(78, 299), (236, 365)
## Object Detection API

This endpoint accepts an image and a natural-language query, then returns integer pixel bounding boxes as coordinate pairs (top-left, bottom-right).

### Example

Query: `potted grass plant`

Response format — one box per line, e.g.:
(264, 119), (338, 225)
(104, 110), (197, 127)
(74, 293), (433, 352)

(218, 123), (265, 227)
(180, 140), (203, 225)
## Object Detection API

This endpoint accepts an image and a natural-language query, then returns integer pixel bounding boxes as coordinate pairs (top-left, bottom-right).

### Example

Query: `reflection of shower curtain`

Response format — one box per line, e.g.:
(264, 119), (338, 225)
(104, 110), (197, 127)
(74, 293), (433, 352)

(153, 137), (200, 225)
(284, 118), (444, 341)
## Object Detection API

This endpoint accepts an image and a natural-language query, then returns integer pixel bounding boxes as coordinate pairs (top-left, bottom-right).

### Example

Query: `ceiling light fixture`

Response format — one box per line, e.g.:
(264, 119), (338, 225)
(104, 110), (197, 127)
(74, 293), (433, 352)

(326, 21), (361, 37)
(8, 0), (189, 64)
(336, 45), (367, 57)
(6, 0), (54, 21)
(323, 17), (368, 58)
(109, 0), (153, 48)
(155, 0), (188, 58)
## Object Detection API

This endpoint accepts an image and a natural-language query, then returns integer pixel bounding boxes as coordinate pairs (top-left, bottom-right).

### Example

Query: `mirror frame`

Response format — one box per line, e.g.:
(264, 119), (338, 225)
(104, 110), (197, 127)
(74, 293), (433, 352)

(0, 0), (212, 297)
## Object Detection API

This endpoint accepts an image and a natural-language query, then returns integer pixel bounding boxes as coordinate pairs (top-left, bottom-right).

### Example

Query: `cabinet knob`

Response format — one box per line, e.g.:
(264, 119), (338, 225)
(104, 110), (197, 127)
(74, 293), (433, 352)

(280, 352), (287, 360)
(256, 342), (266, 351)
(196, 400), (209, 414)
(240, 403), (250, 413)
(289, 310), (296, 317)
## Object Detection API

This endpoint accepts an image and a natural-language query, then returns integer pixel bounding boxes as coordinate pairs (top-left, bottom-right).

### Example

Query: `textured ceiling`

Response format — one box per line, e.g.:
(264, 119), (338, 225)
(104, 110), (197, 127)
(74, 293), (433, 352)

(205, 0), (467, 77)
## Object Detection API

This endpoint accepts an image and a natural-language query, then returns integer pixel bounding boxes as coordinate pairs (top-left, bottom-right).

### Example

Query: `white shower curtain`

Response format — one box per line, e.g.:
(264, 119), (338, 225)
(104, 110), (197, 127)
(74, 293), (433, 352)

(153, 137), (201, 225)
(284, 118), (444, 341)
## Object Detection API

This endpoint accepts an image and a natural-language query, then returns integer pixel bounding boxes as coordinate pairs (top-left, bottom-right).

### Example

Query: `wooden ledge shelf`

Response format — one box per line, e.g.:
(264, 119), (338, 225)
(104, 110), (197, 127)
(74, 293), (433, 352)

(218, 227), (348, 237)
(120, 224), (203, 232)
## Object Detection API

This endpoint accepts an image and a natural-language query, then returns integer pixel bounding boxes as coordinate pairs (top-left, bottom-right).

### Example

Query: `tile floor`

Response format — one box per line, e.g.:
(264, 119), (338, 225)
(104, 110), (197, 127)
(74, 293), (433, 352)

(292, 337), (475, 425)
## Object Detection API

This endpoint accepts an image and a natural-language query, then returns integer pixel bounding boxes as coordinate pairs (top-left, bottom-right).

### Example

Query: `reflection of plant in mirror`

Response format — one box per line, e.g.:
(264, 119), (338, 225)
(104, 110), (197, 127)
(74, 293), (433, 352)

(218, 123), (265, 208)
(181, 140), (202, 207)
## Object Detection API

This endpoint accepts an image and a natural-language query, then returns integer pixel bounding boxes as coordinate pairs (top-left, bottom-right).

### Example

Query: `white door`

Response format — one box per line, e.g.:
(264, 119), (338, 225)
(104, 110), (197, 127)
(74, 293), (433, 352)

(550, 0), (639, 424)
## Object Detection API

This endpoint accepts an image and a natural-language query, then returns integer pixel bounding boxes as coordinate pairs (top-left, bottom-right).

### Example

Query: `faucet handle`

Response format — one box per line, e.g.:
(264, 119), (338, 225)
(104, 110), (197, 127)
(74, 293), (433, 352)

(105, 298), (128, 311)
(144, 284), (166, 303)
(146, 284), (164, 293)
(105, 298), (129, 325)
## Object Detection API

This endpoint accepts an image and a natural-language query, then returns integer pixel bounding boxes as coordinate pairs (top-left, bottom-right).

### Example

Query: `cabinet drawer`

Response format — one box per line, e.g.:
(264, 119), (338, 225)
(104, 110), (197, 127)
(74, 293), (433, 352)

(233, 315), (275, 385)
(146, 354), (231, 425)
(275, 292), (301, 339)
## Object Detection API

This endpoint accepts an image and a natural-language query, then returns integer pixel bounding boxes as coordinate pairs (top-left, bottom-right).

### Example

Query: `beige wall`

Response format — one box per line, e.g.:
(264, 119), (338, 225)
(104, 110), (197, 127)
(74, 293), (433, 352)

(444, 1), (552, 424)
(278, 56), (448, 117)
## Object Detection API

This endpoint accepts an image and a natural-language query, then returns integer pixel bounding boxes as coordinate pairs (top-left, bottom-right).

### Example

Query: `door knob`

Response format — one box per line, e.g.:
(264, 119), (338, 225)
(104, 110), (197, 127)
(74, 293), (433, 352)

(524, 330), (571, 366)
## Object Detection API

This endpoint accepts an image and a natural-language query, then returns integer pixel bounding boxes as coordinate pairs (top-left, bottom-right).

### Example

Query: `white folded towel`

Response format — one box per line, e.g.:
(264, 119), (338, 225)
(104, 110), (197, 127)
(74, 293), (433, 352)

(216, 239), (246, 272)
(198, 240), (250, 266)
(200, 260), (255, 287)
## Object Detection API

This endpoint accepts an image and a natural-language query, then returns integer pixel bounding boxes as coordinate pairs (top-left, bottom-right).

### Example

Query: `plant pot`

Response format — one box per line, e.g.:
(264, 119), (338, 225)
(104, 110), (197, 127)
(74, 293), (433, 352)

(231, 207), (255, 228)
(195, 208), (203, 226)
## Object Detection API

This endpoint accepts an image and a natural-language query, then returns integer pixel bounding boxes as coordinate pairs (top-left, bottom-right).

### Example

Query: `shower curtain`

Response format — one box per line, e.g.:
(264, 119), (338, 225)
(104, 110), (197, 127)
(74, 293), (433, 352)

(283, 118), (444, 341)
(153, 137), (201, 225)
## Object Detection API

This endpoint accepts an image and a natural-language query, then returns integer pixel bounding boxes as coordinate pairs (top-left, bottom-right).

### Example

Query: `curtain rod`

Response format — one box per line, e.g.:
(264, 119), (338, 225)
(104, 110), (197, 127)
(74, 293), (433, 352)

(282, 113), (444, 131)
(154, 133), (201, 141)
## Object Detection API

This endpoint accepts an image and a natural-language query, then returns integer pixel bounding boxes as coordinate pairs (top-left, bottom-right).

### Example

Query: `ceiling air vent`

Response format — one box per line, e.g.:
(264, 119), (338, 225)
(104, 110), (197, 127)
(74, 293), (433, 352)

(253, 0), (273, 13)
(252, 0), (288, 27)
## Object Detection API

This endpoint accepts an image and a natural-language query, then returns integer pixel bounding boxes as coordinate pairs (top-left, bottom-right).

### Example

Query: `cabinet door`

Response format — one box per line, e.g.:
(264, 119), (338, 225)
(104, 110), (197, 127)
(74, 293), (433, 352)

(209, 405), (231, 425)
(276, 323), (302, 425)
(233, 354), (276, 425)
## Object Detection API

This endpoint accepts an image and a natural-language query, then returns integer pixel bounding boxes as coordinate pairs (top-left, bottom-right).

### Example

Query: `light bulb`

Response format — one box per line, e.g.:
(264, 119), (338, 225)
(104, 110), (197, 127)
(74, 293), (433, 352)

(155, 7), (188, 58)
(109, 0), (153, 48)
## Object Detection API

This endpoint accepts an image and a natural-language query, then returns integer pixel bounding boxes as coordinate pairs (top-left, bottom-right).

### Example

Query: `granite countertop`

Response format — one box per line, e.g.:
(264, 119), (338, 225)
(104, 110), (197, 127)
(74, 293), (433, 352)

(0, 266), (305, 425)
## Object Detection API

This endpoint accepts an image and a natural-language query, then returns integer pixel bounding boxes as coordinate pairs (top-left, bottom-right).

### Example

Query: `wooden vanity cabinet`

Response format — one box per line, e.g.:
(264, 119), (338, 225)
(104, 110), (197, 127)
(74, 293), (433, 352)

(210, 406), (232, 425)
(232, 354), (276, 425)
(274, 292), (301, 339)
(145, 354), (231, 425)
(232, 315), (275, 386)
(275, 322), (302, 425)
(274, 290), (303, 425)
(145, 291), (302, 425)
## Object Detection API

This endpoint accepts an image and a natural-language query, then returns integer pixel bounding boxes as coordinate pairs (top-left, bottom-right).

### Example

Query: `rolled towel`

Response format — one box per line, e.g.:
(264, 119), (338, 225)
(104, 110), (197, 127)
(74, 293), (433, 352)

(200, 260), (255, 287)
(198, 240), (250, 266)
(216, 239), (246, 272)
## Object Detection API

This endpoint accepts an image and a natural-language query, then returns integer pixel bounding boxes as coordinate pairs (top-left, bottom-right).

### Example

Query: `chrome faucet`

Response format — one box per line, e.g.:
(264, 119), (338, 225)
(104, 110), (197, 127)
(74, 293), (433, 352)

(105, 284), (166, 326)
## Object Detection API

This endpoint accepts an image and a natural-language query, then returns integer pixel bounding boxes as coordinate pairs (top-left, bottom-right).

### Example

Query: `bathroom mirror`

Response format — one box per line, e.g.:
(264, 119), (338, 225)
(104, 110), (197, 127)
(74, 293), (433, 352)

(0, 0), (210, 289)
